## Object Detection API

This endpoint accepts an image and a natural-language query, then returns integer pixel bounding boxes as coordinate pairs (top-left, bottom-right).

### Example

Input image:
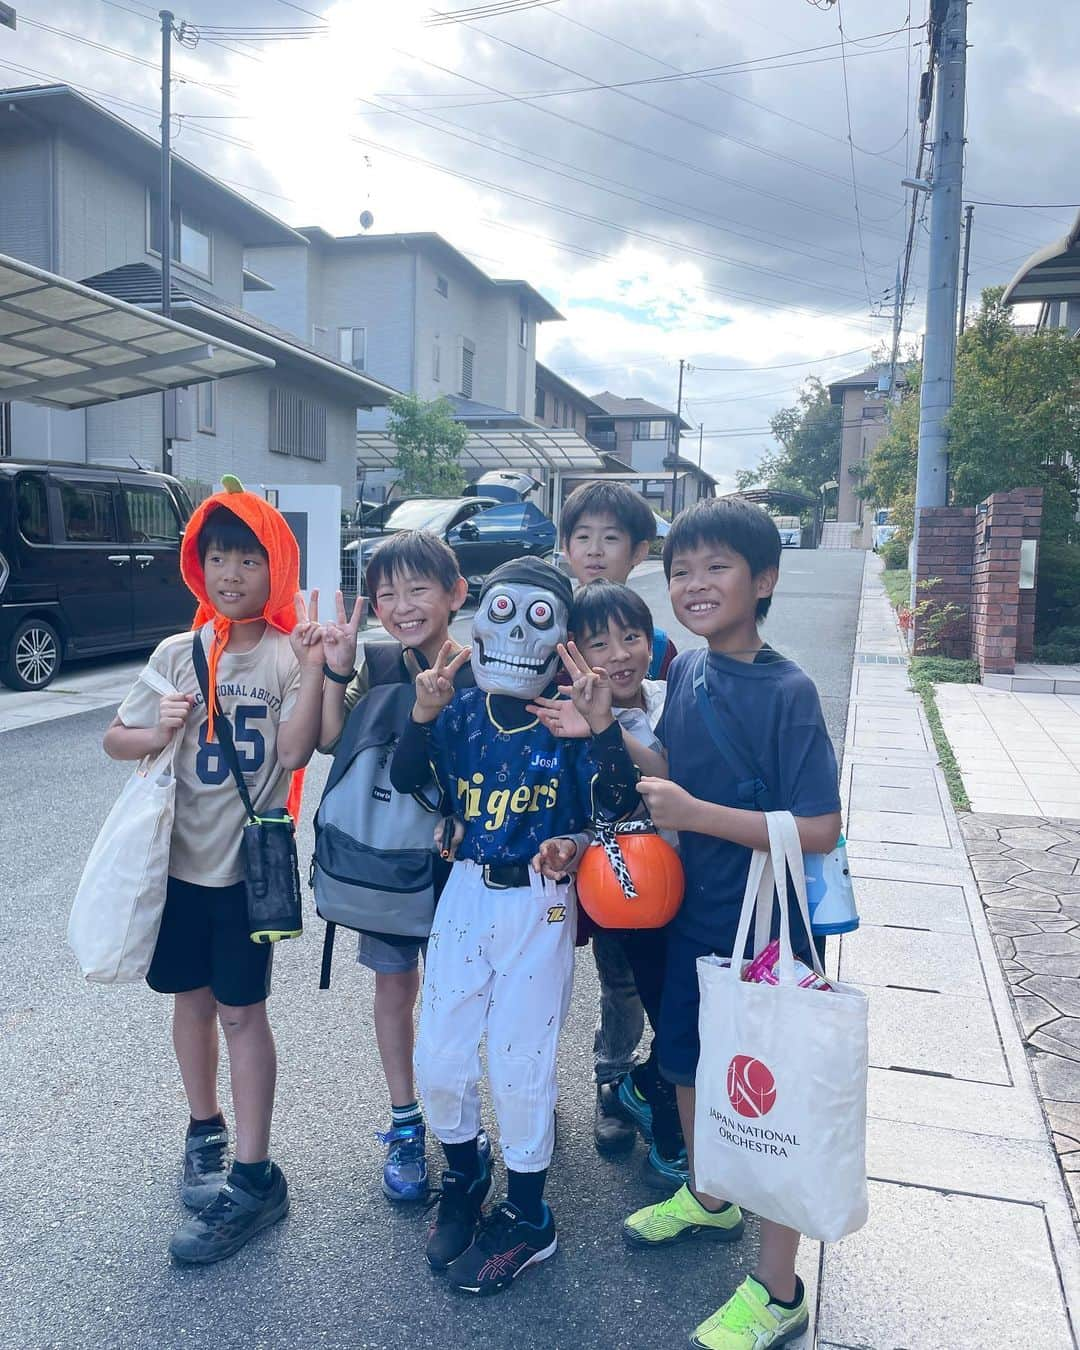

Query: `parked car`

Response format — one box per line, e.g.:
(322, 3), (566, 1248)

(0, 460), (194, 691)
(872, 508), (898, 551)
(773, 515), (802, 548)
(346, 494), (557, 589)
(464, 470), (542, 504)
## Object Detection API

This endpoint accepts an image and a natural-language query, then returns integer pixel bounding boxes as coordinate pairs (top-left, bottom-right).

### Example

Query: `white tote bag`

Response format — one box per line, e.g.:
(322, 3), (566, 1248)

(693, 811), (869, 1242)
(67, 668), (179, 984)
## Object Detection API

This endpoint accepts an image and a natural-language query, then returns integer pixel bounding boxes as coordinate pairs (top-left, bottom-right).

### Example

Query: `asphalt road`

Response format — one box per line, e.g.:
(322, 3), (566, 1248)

(0, 548), (863, 1350)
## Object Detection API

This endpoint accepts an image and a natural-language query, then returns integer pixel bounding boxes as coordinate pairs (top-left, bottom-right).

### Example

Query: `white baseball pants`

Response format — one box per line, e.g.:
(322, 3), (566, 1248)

(414, 859), (576, 1173)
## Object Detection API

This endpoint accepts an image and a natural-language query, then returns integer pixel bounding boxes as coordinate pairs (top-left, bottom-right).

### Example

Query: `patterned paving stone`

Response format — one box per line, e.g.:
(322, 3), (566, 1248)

(999, 827), (1070, 849)
(1004, 849), (1079, 875)
(982, 890), (1066, 912)
(1019, 975), (1080, 1017)
(1015, 932), (1080, 955)
(1030, 1051), (1080, 1103)
(1047, 1101), (1080, 1143)
(1033, 1028), (1080, 1065)
(1050, 842), (1080, 861)
(1012, 992), (1060, 1037)
(971, 858), (1033, 883)
(1024, 871), (1080, 895)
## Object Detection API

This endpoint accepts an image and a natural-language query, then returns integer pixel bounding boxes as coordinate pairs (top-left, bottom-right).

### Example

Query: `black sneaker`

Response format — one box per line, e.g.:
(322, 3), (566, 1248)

(425, 1167), (494, 1272)
(181, 1124), (230, 1210)
(446, 1200), (557, 1296)
(169, 1164), (289, 1265)
(594, 1080), (635, 1155)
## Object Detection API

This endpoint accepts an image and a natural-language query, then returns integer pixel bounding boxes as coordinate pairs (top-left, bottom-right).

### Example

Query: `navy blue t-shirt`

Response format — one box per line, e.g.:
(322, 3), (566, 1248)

(428, 688), (601, 866)
(656, 647), (841, 950)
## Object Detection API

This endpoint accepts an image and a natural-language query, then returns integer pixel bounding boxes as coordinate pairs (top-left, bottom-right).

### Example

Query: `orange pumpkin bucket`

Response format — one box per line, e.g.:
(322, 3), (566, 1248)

(577, 820), (684, 930)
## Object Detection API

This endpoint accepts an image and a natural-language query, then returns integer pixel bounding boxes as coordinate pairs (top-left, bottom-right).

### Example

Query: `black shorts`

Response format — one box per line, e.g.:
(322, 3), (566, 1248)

(657, 920), (824, 1088)
(147, 877), (272, 1007)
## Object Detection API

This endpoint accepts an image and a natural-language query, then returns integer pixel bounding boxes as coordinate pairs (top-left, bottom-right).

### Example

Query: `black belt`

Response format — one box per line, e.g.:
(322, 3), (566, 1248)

(481, 863), (532, 889)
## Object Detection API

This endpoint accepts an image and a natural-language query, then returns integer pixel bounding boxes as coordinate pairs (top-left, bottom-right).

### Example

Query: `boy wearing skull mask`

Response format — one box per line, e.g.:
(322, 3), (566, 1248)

(390, 557), (638, 1295)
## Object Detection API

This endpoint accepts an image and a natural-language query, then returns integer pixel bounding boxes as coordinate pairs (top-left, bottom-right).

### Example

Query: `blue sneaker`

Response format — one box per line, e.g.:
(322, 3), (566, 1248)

(378, 1122), (428, 1202)
(643, 1140), (689, 1192)
(617, 1075), (654, 1143)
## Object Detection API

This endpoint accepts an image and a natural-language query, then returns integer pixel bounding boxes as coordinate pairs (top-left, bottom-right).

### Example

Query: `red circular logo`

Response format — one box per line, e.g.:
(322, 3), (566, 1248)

(726, 1055), (777, 1118)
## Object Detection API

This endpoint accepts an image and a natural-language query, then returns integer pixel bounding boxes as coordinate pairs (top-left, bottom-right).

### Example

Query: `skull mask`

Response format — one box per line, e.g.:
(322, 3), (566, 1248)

(471, 560), (570, 699)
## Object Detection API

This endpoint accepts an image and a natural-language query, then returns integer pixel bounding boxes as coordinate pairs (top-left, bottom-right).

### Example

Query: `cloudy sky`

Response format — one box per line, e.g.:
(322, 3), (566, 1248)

(2, 0), (1077, 489)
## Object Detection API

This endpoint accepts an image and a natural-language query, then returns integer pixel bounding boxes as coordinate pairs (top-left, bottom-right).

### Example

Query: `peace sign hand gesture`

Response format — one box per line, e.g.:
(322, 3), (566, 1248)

(413, 640), (472, 723)
(557, 641), (614, 735)
(322, 590), (366, 676)
(290, 589), (325, 668)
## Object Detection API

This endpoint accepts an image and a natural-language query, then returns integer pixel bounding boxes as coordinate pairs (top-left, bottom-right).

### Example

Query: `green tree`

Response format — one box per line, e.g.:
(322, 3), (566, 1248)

(860, 364), (921, 541)
(387, 393), (468, 496)
(737, 377), (841, 498)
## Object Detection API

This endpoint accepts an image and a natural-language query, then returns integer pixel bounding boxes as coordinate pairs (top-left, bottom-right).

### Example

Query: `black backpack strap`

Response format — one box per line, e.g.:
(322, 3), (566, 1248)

(692, 651), (773, 811)
(191, 631), (257, 821)
(319, 921), (336, 990)
(363, 640), (410, 687)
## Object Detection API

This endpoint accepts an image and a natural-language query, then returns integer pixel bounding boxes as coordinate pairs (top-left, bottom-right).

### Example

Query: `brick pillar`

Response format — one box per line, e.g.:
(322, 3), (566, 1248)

(913, 506), (975, 657)
(970, 488), (1043, 674)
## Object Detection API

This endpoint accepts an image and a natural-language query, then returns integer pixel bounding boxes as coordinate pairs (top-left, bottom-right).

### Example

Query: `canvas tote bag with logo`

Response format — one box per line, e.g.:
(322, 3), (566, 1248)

(693, 810), (869, 1242)
(68, 668), (179, 983)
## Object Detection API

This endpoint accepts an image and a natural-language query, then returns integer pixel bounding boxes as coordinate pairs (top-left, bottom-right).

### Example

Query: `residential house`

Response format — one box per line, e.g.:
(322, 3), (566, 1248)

(533, 361), (607, 437)
(828, 363), (900, 538)
(1004, 210), (1080, 332)
(585, 391), (712, 515)
(245, 229), (564, 494)
(0, 85), (395, 499)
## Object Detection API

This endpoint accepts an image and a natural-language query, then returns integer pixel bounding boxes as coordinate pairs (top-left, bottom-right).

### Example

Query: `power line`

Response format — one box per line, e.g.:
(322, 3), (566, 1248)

(964, 199), (1080, 211)
(689, 345), (874, 372)
(835, 0), (876, 308)
(426, 0), (561, 27)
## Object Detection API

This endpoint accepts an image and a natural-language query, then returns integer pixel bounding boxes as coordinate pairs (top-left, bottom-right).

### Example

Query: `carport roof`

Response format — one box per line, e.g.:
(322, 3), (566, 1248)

(1003, 211), (1080, 306)
(0, 251), (273, 409)
(357, 426), (613, 475)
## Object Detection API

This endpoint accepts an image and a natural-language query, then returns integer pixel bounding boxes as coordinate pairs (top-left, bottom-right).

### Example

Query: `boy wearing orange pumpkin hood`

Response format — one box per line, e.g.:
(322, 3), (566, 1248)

(104, 478), (326, 1266)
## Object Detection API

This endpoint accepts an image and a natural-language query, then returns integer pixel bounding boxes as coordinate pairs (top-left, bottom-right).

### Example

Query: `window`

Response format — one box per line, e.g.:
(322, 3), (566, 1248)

(518, 307), (529, 348)
(148, 192), (212, 278)
(269, 388), (327, 461)
(472, 502), (528, 532)
(436, 274), (449, 298)
(562, 401), (571, 428)
(552, 396), (560, 424)
(58, 480), (118, 542)
(433, 342), (441, 382)
(338, 326), (367, 372)
(16, 474), (48, 543)
(124, 485), (180, 544)
(311, 325), (330, 354)
(535, 385), (545, 418)
(634, 419), (669, 440)
(196, 381), (216, 435)
(459, 338), (475, 399)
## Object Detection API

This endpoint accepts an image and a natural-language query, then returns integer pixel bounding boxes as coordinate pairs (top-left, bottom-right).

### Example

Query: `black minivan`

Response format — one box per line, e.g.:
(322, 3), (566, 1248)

(0, 461), (195, 690)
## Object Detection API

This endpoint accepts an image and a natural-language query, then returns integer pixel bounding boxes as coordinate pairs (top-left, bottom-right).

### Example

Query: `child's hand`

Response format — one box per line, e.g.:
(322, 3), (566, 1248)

(532, 836), (579, 881)
(434, 815), (465, 861)
(413, 641), (471, 723)
(156, 692), (194, 748)
(526, 693), (591, 739)
(290, 590), (325, 668)
(557, 641), (613, 734)
(637, 777), (702, 832)
(323, 590), (364, 677)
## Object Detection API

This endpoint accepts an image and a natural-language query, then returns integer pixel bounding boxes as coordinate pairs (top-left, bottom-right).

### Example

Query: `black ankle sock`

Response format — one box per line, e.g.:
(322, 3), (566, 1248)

(187, 1111), (226, 1137)
(443, 1138), (480, 1181)
(230, 1159), (272, 1194)
(762, 1276), (804, 1310)
(506, 1168), (547, 1225)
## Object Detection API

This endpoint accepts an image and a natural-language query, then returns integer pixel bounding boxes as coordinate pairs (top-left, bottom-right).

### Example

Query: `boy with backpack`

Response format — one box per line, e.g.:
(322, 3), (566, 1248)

(620, 498), (842, 1350)
(558, 480), (678, 1165)
(314, 530), (476, 1204)
(103, 481), (325, 1265)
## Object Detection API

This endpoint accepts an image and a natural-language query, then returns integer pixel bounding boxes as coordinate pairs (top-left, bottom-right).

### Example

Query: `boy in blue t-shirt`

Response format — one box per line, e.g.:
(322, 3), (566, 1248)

(620, 498), (842, 1350)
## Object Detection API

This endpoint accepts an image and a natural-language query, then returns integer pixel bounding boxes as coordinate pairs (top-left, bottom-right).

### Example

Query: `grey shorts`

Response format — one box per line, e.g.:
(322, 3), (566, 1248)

(358, 933), (425, 975)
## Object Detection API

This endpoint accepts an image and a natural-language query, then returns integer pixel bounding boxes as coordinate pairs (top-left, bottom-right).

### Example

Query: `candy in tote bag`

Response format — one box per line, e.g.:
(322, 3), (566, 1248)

(693, 810), (869, 1242)
(68, 668), (179, 983)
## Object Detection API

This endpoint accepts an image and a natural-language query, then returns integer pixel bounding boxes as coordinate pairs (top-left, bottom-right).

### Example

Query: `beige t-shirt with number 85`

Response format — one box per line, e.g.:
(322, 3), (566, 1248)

(117, 624), (302, 887)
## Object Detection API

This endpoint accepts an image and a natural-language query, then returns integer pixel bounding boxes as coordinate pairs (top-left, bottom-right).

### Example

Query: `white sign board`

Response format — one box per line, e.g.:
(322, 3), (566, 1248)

(258, 482), (341, 609)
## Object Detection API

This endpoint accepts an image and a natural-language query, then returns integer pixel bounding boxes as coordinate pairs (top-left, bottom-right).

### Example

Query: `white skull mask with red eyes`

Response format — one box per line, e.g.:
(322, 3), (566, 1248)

(470, 582), (568, 698)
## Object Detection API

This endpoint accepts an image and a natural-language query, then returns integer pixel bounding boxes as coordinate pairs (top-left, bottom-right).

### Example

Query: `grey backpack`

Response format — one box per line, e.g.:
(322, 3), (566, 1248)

(313, 643), (462, 987)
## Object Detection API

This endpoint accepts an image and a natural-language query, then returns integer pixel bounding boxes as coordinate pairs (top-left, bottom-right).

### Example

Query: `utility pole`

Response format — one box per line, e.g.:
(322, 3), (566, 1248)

(670, 358), (685, 519)
(887, 261), (903, 402)
(910, 0), (968, 595)
(697, 422), (704, 470)
(160, 9), (174, 475)
(958, 203), (975, 335)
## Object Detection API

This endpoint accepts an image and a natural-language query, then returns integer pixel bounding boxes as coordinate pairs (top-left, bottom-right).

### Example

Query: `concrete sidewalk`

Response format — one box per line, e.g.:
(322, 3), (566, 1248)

(815, 553), (1079, 1347)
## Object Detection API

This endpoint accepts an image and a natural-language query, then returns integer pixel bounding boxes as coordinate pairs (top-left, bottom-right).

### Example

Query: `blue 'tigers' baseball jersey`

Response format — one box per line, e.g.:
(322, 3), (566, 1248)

(428, 688), (600, 865)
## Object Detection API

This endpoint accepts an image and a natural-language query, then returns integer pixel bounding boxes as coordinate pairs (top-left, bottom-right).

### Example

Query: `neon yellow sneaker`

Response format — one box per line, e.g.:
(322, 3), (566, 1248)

(622, 1183), (744, 1248)
(690, 1277), (808, 1349)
